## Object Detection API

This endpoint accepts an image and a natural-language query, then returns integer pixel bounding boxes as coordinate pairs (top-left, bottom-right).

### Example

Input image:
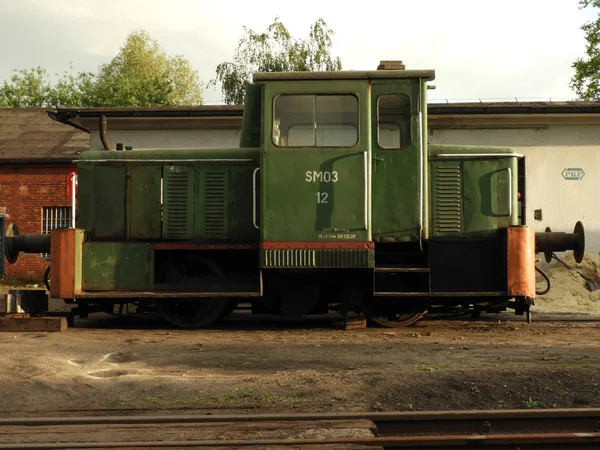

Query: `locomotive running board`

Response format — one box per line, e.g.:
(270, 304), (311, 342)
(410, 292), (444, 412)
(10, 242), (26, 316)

(373, 265), (430, 297)
(74, 291), (261, 299)
(373, 291), (507, 297)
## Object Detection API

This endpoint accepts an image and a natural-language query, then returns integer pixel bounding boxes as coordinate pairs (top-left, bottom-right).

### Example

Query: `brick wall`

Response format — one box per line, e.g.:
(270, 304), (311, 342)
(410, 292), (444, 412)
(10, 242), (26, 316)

(0, 165), (74, 281)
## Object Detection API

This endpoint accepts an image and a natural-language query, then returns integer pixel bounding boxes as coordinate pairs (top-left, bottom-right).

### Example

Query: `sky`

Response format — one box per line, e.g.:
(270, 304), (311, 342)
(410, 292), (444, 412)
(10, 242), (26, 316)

(0, 0), (595, 104)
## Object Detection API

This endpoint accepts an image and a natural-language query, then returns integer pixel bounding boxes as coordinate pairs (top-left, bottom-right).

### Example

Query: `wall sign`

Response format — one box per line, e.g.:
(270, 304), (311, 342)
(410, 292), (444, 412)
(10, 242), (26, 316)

(561, 168), (585, 181)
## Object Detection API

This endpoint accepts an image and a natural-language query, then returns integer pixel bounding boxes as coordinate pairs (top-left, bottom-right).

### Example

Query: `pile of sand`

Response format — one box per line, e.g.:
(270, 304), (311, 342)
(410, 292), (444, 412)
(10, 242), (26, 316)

(534, 252), (600, 314)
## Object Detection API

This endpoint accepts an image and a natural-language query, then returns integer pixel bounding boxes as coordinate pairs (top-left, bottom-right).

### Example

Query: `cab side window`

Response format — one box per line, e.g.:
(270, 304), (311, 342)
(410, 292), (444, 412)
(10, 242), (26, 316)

(273, 94), (358, 147)
(377, 94), (411, 149)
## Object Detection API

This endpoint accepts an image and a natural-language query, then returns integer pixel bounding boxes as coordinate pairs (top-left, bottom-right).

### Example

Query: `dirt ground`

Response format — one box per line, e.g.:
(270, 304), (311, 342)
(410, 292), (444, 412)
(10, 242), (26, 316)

(0, 305), (599, 417)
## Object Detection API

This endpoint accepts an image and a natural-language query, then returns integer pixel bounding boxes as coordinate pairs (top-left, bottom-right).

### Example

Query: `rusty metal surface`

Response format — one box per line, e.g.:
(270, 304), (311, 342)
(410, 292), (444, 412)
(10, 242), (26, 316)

(50, 229), (77, 299)
(506, 226), (535, 297)
(2, 434), (599, 449)
(1, 409), (600, 449)
(3, 408), (599, 427)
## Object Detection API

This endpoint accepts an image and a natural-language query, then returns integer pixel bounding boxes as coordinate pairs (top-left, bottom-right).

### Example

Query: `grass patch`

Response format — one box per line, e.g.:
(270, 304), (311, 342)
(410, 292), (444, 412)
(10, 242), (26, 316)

(522, 397), (539, 409)
(0, 277), (38, 287)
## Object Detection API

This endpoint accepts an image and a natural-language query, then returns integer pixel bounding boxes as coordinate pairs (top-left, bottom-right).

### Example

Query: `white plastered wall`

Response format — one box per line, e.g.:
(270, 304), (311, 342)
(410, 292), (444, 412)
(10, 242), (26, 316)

(429, 124), (600, 252)
(89, 128), (241, 150)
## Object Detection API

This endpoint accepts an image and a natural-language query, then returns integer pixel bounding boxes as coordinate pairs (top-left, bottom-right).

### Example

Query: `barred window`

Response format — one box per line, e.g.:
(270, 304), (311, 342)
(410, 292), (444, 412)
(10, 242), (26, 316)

(41, 206), (72, 258)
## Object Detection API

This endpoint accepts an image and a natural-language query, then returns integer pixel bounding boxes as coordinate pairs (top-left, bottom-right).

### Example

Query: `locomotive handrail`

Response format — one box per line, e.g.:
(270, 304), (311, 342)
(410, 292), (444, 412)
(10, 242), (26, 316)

(74, 159), (256, 163)
(253, 167), (260, 230)
(506, 167), (512, 217)
(418, 110), (424, 244)
(363, 151), (368, 231)
(434, 153), (524, 158)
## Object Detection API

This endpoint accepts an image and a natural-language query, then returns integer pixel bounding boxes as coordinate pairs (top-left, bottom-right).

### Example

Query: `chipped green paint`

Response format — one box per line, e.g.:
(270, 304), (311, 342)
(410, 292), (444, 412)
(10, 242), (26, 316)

(82, 242), (153, 290)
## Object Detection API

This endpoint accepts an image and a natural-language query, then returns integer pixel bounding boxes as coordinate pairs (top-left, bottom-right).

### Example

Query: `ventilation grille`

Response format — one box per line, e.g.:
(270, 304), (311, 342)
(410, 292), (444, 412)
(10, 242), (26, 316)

(263, 249), (371, 268)
(203, 171), (227, 236)
(434, 164), (462, 234)
(165, 170), (190, 237)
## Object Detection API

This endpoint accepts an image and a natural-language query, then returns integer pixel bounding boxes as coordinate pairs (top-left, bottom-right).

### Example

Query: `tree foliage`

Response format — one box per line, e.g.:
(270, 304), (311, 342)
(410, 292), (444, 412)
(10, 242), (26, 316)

(571, 0), (600, 100)
(0, 30), (203, 108)
(210, 17), (342, 105)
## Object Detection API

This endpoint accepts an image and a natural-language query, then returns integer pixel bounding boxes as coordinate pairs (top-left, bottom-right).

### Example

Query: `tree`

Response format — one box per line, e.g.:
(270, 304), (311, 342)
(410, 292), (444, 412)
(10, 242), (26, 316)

(0, 67), (53, 108)
(0, 30), (203, 108)
(0, 66), (96, 108)
(571, 0), (600, 100)
(210, 17), (342, 105)
(91, 30), (203, 107)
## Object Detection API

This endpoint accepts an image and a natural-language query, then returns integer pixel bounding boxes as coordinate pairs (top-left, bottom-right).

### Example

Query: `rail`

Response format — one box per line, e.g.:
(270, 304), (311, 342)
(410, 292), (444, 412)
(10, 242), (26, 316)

(1, 408), (598, 449)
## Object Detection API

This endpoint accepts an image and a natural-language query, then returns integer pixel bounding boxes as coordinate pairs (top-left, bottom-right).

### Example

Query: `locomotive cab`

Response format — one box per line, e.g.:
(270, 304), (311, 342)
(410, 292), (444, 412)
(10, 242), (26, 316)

(252, 68), (435, 271)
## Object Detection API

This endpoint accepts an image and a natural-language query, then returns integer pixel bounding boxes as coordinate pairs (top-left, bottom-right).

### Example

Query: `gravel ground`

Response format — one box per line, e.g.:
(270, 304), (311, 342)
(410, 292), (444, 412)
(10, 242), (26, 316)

(0, 305), (599, 417)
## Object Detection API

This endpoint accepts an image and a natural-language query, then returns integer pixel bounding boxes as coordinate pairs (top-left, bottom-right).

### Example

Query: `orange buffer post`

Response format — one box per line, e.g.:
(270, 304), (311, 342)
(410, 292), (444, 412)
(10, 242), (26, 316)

(50, 229), (84, 299)
(506, 227), (536, 299)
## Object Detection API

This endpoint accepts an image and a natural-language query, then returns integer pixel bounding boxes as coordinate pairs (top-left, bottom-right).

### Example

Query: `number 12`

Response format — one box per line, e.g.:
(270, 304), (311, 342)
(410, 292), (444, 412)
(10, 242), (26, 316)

(317, 192), (328, 204)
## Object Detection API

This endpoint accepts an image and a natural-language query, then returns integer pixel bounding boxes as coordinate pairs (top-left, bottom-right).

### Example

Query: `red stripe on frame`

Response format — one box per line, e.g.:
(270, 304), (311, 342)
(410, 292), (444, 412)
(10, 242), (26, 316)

(261, 241), (374, 250)
(154, 243), (258, 250)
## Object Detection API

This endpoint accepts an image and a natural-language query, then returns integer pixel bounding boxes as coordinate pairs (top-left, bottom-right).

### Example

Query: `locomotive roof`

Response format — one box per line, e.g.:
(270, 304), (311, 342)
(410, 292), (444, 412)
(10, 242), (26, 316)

(252, 69), (435, 82)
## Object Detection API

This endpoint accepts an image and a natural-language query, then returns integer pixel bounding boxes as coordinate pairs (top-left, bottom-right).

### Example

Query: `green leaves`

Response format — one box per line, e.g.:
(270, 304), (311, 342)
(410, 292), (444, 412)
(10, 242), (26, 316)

(1, 20), (341, 108)
(92, 30), (203, 107)
(0, 30), (203, 108)
(210, 17), (342, 105)
(571, 1), (600, 100)
(0, 67), (53, 108)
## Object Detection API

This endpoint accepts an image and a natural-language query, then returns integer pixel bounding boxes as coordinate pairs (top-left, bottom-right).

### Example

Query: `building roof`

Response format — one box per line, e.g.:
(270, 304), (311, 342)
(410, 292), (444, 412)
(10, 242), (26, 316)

(428, 101), (600, 115)
(252, 69), (436, 82)
(49, 101), (600, 123)
(0, 108), (88, 163)
(49, 105), (244, 124)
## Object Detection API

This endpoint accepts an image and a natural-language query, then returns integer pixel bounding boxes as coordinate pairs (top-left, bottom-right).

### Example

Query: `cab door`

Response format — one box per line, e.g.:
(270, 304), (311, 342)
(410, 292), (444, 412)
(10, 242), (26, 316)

(370, 80), (423, 243)
(259, 81), (371, 267)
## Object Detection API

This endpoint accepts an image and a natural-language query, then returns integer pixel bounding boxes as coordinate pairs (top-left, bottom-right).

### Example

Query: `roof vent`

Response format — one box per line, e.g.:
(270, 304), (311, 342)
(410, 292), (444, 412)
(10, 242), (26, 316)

(377, 60), (406, 70)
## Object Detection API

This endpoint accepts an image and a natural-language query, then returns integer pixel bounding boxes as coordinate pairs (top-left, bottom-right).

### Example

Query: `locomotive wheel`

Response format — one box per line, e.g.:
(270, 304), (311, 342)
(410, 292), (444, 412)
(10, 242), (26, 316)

(158, 256), (229, 329)
(157, 297), (228, 329)
(361, 297), (428, 328)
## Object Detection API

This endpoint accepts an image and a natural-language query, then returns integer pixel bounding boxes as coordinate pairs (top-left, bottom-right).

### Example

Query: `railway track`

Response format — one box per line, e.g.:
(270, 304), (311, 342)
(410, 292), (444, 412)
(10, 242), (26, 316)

(1, 408), (599, 449)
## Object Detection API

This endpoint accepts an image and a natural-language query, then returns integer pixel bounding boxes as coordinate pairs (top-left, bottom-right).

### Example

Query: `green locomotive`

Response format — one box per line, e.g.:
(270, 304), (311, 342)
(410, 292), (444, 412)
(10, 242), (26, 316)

(4, 63), (585, 328)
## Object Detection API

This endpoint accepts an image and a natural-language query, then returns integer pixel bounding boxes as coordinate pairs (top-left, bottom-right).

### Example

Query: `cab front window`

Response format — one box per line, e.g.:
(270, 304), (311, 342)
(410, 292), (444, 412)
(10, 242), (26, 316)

(273, 94), (358, 147)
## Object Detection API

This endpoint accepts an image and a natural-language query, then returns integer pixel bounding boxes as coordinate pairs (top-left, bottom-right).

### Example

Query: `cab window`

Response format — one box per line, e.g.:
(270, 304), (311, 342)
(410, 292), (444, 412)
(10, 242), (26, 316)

(273, 94), (358, 147)
(377, 94), (411, 149)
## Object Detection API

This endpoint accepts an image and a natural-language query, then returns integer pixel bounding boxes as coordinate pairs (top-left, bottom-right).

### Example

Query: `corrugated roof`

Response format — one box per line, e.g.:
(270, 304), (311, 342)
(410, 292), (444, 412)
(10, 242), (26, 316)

(0, 108), (88, 163)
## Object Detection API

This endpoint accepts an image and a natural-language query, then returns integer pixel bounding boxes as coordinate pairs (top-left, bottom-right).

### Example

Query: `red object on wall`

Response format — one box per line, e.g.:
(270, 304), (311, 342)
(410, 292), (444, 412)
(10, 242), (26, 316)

(0, 165), (75, 281)
(66, 168), (78, 200)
